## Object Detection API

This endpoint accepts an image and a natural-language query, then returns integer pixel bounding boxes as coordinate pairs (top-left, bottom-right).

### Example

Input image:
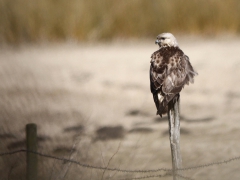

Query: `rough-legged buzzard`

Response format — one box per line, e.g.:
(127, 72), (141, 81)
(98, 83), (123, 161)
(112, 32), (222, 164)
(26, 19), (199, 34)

(150, 33), (198, 117)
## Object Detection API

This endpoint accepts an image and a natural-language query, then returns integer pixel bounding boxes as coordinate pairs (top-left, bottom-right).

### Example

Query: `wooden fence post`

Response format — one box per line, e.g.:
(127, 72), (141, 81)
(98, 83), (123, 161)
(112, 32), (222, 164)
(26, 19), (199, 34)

(168, 97), (182, 180)
(26, 123), (38, 180)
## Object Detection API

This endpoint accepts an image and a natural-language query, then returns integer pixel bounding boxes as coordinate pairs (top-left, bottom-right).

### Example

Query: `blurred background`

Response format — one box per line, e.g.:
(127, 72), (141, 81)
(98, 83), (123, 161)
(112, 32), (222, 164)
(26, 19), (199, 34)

(1, 0), (240, 43)
(1, 1), (240, 180)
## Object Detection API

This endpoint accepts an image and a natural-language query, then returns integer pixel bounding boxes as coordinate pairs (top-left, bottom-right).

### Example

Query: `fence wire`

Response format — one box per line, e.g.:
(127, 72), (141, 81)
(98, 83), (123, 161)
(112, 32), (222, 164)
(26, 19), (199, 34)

(120, 173), (194, 180)
(1, 149), (240, 180)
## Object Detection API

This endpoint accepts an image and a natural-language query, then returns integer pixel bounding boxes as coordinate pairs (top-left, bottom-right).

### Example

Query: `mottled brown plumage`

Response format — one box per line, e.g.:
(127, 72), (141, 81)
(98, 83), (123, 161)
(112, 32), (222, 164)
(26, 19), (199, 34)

(150, 33), (197, 117)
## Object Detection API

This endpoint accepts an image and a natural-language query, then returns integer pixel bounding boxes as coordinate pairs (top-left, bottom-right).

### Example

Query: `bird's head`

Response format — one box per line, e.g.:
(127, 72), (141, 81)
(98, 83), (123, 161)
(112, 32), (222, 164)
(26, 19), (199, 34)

(155, 33), (178, 48)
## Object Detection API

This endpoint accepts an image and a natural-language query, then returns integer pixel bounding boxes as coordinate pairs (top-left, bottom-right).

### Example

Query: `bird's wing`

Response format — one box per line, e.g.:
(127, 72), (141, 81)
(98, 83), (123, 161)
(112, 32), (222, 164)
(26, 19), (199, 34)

(150, 50), (167, 93)
(150, 50), (168, 114)
(150, 66), (163, 113)
(161, 53), (197, 102)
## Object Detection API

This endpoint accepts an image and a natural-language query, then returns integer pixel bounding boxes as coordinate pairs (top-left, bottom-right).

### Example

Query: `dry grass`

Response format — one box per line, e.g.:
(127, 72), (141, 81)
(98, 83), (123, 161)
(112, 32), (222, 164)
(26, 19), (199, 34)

(1, 0), (240, 43)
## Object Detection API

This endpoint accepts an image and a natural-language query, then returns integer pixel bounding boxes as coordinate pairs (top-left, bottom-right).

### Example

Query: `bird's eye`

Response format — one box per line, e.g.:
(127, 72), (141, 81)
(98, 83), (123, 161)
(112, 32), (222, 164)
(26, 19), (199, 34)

(160, 37), (165, 40)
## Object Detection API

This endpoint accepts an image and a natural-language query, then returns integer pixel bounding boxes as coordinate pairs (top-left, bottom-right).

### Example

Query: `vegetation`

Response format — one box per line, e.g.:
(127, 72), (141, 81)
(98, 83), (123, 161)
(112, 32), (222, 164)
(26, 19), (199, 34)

(1, 0), (240, 43)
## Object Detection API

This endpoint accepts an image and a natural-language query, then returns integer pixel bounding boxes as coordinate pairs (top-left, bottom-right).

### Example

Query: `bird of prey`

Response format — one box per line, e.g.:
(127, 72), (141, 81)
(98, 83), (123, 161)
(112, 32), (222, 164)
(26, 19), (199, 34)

(150, 33), (197, 117)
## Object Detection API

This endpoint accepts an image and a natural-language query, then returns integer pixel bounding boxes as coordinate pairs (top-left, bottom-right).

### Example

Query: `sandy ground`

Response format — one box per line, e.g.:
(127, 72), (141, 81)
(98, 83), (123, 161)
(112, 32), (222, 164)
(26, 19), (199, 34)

(1, 37), (240, 180)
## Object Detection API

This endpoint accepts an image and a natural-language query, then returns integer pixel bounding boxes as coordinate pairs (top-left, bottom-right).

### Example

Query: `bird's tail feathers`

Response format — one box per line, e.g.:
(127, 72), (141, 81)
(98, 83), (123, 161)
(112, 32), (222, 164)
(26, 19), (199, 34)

(157, 99), (168, 117)
(157, 94), (180, 117)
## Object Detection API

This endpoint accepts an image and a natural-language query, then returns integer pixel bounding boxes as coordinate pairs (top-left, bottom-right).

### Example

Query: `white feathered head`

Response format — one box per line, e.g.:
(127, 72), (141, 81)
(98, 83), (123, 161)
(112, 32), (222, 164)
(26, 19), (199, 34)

(155, 33), (178, 48)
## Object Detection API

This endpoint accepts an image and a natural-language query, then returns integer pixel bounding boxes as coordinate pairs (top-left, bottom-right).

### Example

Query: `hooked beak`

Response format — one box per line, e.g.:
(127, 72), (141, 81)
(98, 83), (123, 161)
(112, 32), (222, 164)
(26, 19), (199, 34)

(155, 39), (160, 44)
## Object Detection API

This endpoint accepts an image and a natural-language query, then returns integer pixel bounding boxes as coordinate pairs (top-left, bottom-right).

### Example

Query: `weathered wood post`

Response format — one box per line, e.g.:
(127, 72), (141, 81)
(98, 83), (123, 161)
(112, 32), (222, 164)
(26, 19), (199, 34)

(168, 97), (182, 180)
(26, 123), (38, 180)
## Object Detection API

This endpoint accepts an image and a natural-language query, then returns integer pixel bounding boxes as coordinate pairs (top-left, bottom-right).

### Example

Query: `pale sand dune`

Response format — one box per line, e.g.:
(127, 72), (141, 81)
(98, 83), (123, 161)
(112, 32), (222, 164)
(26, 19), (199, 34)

(1, 38), (240, 179)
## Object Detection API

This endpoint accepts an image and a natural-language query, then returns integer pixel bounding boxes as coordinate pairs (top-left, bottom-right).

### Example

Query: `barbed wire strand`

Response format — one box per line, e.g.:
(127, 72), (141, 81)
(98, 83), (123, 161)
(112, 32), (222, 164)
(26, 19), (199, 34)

(1, 150), (196, 180)
(119, 173), (171, 180)
(119, 173), (194, 180)
(1, 149), (240, 174)
(178, 155), (240, 171)
(0, 149), (170, 173)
